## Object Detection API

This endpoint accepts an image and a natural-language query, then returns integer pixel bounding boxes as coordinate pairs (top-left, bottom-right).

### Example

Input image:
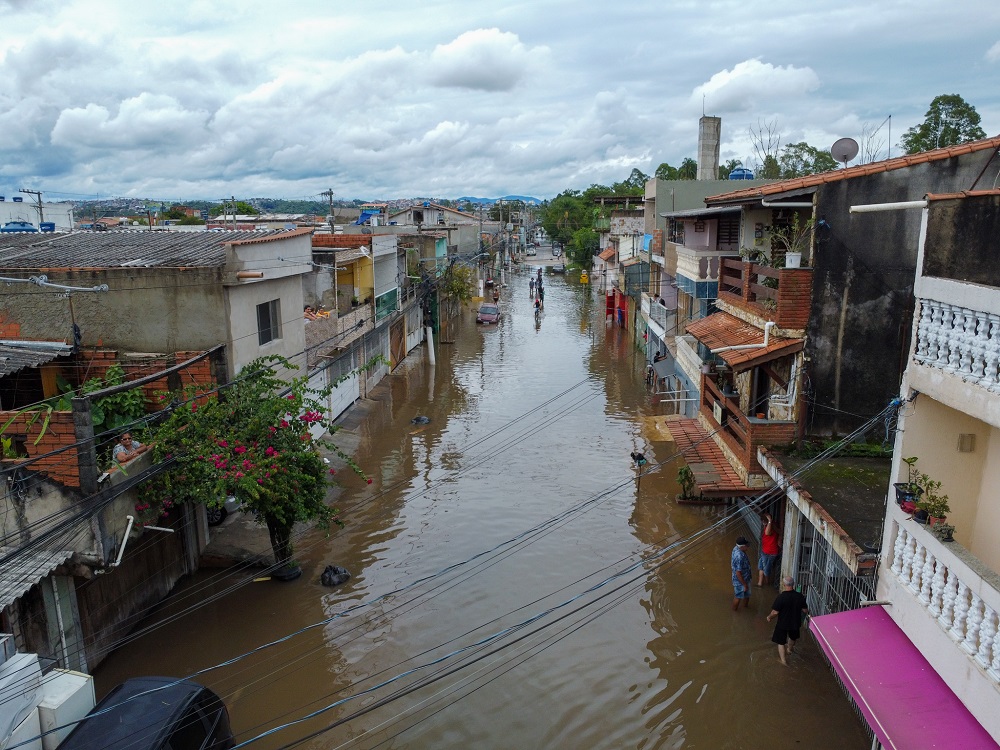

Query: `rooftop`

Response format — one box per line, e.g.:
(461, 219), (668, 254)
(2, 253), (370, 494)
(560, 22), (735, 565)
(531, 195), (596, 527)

(0, 229), (301, 270)
(705, 135), (1000, 205)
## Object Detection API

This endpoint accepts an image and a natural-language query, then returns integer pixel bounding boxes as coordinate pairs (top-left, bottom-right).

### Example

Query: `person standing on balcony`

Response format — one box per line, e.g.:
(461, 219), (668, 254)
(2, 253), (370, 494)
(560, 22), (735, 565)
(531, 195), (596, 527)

(766, 577), (809, 665)
(731, 536), (752, 611)
(114, 432), (144, 463)
(758, 513), (780, 586)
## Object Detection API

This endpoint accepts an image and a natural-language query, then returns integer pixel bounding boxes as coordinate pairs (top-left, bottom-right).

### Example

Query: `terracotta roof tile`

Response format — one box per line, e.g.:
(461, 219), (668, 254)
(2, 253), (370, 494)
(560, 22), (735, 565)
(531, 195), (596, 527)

(685, 312), (803, 371)
(925, 189), (1000, 201)
(598, 247), (616, 261)
(665, 416), (759, 497)
(705, 136), (1000, 204)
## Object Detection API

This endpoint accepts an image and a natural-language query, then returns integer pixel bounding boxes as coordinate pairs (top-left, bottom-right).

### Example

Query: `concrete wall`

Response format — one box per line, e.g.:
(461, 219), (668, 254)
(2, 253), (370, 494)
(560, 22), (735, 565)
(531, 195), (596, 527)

(697, 116), (721, 181)
(804, 149), (1000, 436)
(1, 269), (227, 351)
(226, 274), (306, 374)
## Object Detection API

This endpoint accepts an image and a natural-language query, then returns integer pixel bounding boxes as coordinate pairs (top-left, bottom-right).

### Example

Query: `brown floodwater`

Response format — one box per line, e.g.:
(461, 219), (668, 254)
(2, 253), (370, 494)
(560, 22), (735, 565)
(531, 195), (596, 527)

(96, 269), (869, 749)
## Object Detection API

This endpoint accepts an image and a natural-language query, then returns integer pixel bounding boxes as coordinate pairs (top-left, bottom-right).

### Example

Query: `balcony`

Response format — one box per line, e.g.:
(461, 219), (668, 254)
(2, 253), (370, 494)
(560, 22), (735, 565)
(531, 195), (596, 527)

(700, 373), (796, 478)
(718, 259), (813, 331)
(642, 292), (669, 331)
(882, 508), (1000, 732)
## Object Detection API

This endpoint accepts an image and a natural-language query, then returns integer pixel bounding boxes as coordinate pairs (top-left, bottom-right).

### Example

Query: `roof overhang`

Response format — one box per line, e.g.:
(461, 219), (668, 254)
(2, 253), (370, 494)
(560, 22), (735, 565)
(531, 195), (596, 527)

(0, 548), (74, 611)
(812, 606), (999, 750)
(659, 206), (741, 219)
(685, 312), (803, 372)
(0, 341), (73, 377)
(598, 247), (616, 261)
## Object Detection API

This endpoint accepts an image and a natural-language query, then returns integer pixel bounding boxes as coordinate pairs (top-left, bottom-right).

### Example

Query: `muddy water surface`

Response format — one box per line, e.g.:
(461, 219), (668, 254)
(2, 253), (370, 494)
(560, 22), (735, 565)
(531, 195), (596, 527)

(97, 270), (869, 749)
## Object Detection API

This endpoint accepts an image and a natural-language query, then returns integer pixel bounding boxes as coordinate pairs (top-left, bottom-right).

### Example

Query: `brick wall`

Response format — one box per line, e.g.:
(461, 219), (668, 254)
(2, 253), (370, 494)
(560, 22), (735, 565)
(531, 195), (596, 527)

(0, 314), (20, 338)
(313, 234), (371, 249)
(1, 411), (80, 487)
(775, 269), (813, 330)
(1, 350), (216, 489)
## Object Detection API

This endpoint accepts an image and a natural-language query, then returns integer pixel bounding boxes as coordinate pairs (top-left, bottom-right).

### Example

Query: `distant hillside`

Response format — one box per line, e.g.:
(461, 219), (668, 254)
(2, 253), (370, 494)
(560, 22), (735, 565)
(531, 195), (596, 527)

(457, 195), (542, 205)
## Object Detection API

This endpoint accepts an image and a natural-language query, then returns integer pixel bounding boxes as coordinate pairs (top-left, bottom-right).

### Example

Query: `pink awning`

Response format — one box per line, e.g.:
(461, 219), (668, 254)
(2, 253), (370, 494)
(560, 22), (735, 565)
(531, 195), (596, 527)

(810, 606), (998, 750)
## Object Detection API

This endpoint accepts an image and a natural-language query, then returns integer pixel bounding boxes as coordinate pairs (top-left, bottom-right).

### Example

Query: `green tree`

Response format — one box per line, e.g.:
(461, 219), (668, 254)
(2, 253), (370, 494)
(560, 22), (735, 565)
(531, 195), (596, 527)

(438, 263), (475, 319)
(900, 94), (986, 154)
(165, 205), (188, 220)
(611, 168), (648, 195)
(678, 158), (698, 180)
(758, 154), (781, 179)
(177, 215), (206, 225)
(540, 190), (587, 248)
(568, 227), (599, 269)
(146, 357), (365, 571)
(209, 201), (258, 217)
(654, 162), (679, 180)
(779, 142), (838, 178)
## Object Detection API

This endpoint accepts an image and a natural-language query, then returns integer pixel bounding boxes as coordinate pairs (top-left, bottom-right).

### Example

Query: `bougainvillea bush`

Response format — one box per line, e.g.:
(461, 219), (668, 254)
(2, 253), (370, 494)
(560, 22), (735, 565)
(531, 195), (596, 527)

(144, 356), (367, 568)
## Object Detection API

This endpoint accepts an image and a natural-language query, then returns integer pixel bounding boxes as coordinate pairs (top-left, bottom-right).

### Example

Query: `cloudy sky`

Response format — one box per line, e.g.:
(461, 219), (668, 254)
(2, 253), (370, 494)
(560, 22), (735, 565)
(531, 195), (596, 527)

(1, 0), (998, 203)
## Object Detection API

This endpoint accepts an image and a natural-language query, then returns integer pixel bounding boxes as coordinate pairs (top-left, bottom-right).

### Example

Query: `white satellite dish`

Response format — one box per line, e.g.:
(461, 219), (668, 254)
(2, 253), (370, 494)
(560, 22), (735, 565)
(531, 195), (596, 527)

(831, 137), (860, 168)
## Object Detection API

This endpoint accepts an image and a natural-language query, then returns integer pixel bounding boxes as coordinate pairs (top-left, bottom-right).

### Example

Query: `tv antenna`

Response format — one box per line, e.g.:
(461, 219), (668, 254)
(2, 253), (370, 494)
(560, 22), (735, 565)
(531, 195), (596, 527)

(830, 137), (859, 169)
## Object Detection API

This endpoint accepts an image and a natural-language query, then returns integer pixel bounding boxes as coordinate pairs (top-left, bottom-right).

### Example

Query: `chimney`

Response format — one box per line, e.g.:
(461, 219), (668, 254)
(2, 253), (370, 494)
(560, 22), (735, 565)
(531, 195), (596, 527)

(697, 116), (721, 180)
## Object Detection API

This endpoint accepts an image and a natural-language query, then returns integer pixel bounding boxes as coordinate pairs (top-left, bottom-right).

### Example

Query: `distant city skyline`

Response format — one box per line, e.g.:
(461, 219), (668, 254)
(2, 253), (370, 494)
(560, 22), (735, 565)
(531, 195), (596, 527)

(1, 0), (998, 201)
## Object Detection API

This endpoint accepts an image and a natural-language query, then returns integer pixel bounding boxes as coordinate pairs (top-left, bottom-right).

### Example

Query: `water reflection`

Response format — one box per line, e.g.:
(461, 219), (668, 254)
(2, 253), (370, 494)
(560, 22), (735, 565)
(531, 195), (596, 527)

(94, 268), (868, 749)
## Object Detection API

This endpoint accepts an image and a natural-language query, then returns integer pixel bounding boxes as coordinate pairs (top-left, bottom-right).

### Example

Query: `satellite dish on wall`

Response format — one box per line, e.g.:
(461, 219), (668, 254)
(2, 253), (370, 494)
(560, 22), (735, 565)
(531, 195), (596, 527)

(831, 137), (860, 168)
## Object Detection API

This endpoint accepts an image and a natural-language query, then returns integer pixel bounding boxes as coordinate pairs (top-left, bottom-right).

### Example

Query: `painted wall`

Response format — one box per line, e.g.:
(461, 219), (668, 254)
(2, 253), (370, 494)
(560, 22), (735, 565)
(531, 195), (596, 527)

(226, 274), (305, 374)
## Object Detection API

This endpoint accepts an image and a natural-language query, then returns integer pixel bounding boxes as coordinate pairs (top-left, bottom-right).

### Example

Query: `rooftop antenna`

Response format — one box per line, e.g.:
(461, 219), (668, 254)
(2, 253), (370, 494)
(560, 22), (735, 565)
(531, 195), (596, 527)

(830, 137), (859, 169)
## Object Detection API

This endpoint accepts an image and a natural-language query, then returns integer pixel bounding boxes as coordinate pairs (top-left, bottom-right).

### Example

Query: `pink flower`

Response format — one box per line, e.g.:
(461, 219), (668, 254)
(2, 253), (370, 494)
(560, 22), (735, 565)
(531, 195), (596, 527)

(242, 459), (252, 469)
(280, 420), (289, 428)
(234, 471), (244, 478)
(218, 440), (228, 448)
(268, 426), (276, 434)
(366, 478), (373, 485)
(328, 469), (336, 475)
(265, 446), (277, 457)
(234, 446), (247, 455)
(257, 478), (264, 485)
(191, 403), (198, 412)
(287, 394), (296, 400)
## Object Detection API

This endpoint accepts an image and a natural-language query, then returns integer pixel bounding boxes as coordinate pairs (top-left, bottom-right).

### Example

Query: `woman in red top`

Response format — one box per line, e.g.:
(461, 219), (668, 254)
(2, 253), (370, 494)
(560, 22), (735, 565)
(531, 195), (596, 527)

(758, 513), (781, 586)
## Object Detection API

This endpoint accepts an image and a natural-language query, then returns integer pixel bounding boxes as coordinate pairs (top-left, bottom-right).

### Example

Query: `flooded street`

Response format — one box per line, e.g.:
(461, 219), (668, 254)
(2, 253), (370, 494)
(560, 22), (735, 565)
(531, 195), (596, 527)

(97, 269), (869, 749)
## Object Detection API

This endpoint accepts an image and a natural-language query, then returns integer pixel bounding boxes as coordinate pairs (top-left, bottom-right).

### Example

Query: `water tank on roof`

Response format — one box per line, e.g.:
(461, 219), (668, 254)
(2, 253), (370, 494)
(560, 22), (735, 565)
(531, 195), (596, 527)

(12, 196), (23, 202)
(728, 168), (754, 180)
(39, 222), (55, 232)
(0, 196), (5, 201)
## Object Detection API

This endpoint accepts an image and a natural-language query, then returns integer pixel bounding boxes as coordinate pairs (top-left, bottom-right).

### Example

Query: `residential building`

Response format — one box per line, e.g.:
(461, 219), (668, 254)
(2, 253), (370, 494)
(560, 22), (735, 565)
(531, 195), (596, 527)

(811, 190), (1000, 747)
(0, 229), (314, 378)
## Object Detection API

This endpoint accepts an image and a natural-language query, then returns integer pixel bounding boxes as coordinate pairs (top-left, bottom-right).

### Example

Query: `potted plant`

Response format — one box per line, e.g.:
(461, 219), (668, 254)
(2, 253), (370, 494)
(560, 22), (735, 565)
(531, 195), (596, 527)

(916, 476), (950, 525)
(894, 456), (923, 505)
(768, 213), (815, 269)
(932, 522), (955, 542)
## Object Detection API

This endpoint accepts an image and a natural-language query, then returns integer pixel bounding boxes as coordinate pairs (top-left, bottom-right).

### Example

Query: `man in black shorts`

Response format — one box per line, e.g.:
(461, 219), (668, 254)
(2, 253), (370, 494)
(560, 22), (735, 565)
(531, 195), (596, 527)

(766, 576), (808, 665)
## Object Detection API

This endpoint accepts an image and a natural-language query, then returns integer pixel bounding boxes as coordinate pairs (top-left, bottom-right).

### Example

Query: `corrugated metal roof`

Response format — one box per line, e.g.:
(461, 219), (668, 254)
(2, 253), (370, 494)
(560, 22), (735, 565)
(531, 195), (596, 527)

(0, 548), (73, 611)
(0, 229), (291, 270)
(0, 342), (73, 377)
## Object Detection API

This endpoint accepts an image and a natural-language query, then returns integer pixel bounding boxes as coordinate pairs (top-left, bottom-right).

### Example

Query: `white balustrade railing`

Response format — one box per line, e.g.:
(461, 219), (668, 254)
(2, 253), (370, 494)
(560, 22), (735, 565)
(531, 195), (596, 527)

(889, 525), (1000, 684)
(914, 299), (1000, 390)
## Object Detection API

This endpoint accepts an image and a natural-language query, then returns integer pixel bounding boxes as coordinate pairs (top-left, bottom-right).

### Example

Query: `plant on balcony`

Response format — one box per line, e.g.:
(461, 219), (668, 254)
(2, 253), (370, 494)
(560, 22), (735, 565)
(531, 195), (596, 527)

(931, 522), (955, 542)
(767, 213), (815, 266)
(915, 477), (950, 523)
(894, 456), (923, 505)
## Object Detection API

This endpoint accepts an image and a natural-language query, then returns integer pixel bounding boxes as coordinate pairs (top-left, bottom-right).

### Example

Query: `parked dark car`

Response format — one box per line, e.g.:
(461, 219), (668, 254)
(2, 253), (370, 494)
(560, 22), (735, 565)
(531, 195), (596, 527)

(57, 677), (234, 750)
(476, 304), (501, 325)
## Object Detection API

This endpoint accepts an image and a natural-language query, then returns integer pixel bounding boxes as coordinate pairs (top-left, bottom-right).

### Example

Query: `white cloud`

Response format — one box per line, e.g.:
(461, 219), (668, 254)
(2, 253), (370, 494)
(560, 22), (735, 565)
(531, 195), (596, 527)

(987, 41), (1000, 62)
(428, 28), (542, 91)
(692, 59), (821, 114)
(51, 94), (209, 150)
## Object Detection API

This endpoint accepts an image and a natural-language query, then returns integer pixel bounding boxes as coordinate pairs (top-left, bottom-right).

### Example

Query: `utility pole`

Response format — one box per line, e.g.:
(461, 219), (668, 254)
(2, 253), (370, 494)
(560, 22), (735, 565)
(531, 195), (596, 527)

(321, 188), (335, 232)
(231, 196), (237, 230)
(18, 188), (43, 226)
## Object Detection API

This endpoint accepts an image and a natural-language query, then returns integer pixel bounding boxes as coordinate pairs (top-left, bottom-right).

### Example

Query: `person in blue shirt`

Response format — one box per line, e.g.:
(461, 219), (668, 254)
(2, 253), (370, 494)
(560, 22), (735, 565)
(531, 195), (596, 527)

(731, 536), (752, 611)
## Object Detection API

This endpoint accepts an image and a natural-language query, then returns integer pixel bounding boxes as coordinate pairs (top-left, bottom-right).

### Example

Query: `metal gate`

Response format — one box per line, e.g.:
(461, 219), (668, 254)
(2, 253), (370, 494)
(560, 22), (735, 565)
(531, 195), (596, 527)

(795, 516), (876, 616)
(390, 318), (405, 368)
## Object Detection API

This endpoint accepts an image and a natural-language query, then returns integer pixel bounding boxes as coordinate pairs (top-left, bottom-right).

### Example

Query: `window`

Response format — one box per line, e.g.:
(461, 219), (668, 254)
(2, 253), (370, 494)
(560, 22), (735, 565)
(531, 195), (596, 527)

(256, 300), (281, 345)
